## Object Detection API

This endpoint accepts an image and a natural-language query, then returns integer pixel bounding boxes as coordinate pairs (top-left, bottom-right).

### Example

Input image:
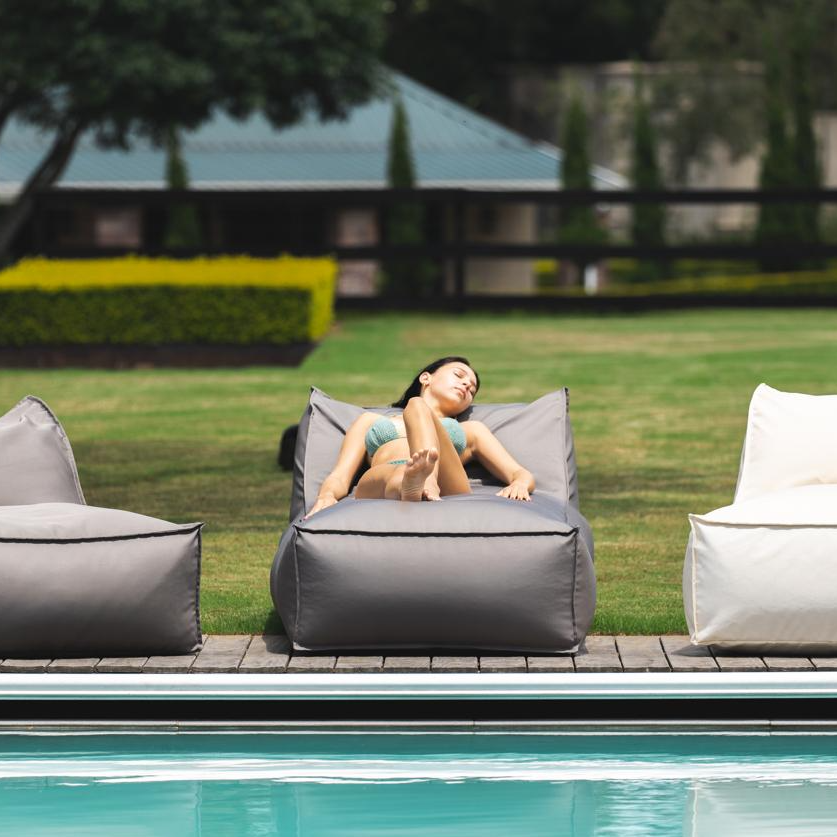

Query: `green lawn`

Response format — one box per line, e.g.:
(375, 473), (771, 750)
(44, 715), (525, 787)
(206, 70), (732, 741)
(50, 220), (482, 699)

(2, 309), (835, 636)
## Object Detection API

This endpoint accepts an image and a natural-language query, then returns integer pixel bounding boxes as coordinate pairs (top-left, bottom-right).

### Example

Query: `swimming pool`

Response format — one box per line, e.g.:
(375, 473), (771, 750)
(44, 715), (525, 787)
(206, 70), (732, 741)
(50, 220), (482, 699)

(2, 729), (837, 835)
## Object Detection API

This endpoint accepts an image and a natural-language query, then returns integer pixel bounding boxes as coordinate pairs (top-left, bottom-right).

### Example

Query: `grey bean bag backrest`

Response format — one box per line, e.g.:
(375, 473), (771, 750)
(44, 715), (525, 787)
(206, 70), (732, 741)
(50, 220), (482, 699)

(290, 387), (579, 520)
(0, 395), (85, 506)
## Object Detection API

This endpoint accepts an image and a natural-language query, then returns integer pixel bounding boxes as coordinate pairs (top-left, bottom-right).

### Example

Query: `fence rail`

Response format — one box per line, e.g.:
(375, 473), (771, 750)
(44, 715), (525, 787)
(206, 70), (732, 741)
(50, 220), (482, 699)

(29, 187), (837, 310)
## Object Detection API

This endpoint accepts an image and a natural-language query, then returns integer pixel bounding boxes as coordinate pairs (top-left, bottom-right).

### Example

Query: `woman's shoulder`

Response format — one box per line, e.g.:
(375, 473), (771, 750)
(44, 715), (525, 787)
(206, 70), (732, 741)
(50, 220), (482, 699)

(353, 411), (389, 429)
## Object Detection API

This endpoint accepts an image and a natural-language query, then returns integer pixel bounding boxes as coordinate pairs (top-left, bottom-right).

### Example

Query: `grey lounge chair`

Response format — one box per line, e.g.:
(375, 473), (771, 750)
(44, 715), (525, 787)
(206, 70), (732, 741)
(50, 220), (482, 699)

(0, 395), (202, 658)
(270, 387), (595, 653)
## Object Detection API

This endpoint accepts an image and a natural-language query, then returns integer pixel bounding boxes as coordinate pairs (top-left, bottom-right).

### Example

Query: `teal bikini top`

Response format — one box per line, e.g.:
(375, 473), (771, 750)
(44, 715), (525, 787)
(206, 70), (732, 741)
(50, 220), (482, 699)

(365, 415), (466, 458)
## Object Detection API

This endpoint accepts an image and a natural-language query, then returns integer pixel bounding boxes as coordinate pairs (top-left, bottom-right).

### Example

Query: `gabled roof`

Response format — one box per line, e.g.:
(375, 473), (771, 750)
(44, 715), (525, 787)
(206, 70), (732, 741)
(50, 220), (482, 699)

(0, 70), (625, 197)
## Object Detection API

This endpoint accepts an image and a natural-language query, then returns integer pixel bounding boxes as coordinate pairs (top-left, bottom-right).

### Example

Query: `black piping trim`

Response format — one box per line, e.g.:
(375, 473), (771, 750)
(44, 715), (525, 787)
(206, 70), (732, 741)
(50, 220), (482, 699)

(295, 527), (578, 538)
(0, 523), (203, 545)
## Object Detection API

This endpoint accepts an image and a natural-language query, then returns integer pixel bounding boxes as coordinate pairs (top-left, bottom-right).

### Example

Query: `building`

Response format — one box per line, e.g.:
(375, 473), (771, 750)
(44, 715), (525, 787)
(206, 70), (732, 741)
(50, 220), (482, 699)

(0, 70), (625, 294)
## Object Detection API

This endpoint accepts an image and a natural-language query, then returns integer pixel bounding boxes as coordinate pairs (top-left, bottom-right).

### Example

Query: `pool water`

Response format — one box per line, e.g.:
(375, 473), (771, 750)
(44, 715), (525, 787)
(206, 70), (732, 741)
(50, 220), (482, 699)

(2, 731), (837, 835)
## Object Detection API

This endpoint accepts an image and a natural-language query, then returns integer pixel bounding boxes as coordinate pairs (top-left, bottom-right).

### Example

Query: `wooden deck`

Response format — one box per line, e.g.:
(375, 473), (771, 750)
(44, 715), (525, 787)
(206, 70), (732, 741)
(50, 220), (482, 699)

(2, 635), (835, 674)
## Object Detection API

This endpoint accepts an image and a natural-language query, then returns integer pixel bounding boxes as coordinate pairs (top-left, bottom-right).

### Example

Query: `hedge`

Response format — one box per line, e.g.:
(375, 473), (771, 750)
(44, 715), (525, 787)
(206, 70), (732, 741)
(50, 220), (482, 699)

(535, 260), (837, 298)
(0, 256), (337, 346)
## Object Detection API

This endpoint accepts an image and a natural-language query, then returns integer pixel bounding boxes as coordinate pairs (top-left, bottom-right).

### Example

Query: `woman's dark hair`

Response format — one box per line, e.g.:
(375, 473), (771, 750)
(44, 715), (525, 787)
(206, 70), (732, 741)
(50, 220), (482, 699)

(392, 356), (480, 408)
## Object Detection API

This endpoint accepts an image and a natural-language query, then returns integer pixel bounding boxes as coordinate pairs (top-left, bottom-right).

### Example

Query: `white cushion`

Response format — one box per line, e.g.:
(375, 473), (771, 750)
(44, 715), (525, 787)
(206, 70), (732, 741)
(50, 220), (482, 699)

(684, 485), (837, 649)
(734, 383), (837, 503)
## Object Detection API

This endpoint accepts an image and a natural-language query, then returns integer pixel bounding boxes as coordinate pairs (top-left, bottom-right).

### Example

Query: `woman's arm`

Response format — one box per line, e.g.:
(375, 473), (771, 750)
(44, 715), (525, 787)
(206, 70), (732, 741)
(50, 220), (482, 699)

(304, 413), (377, 518)
(470, 422), (535, 501)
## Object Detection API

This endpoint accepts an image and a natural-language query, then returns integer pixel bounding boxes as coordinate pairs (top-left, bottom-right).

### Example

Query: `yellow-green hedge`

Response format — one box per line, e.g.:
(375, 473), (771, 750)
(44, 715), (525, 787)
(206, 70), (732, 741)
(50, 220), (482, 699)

(0, 256), (337, 345)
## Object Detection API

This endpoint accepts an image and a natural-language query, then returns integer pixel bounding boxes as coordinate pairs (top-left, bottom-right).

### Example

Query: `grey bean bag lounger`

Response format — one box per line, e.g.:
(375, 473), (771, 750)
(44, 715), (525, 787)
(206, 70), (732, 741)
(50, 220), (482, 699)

(270, 387), (595, 653)
(0, 395), (202, 658)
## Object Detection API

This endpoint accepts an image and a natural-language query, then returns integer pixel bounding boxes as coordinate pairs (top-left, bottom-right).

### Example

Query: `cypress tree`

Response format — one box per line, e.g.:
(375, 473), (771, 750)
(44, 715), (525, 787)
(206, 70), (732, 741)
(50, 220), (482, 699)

(164, 127), (202, 251)
(754, 46), (797, 271)
(382, 97), (434, 297)
(630, 84), (666, 280)
(559, 94), (605, 284)
(789, 15), (821, 257)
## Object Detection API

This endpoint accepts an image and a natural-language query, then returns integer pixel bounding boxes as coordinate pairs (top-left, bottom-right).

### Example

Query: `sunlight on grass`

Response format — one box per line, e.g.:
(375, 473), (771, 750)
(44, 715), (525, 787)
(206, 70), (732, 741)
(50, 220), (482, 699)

(2, 309), (835, 634)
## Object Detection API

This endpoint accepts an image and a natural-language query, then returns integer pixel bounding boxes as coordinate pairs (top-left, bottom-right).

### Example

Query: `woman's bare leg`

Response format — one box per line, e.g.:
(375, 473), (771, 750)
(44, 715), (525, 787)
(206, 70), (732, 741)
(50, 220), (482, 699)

(403, 397), (471, 496)
(355, 454), (439, 502)
(355, 464), (400, 499)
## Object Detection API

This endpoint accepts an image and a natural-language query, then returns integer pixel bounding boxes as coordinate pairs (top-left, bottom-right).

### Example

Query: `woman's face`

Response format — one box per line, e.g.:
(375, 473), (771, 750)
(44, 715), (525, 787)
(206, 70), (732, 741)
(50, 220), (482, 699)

(421, 362), (478, 413)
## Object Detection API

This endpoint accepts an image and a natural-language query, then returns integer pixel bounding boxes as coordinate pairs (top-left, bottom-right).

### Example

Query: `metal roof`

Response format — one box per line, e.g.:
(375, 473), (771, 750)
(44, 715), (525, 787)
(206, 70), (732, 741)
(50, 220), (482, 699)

(0, 70), (625, 197)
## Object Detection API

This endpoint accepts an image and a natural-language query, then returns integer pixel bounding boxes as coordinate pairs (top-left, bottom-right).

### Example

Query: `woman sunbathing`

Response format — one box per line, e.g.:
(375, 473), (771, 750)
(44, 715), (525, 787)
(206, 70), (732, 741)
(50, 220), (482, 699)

(305, 356), (535, 517)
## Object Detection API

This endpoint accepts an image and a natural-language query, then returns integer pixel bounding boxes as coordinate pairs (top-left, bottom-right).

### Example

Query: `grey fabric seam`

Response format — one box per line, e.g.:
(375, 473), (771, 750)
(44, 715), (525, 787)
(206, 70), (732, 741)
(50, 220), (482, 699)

(570, 529), (579, 648)
(0, 523), (203, 545)
(294, 527), (578, 539)
(192, 528), (203, 649)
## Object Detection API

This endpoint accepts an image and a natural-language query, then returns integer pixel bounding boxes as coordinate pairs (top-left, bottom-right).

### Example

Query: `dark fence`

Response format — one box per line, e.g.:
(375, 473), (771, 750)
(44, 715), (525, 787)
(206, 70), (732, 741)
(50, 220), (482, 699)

(29, 187), (837, 311)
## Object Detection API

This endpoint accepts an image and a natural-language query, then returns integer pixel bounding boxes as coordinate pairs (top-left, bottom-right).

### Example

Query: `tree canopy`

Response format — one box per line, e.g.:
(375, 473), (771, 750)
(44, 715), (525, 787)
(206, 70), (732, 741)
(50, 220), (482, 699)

(0, 0), (385, 257)
(652, 0), (836, 181)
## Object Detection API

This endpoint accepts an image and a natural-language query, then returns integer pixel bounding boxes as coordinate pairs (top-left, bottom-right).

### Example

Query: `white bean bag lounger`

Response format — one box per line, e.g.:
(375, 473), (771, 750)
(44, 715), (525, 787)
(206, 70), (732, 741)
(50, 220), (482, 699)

(684, 383), (837, 652)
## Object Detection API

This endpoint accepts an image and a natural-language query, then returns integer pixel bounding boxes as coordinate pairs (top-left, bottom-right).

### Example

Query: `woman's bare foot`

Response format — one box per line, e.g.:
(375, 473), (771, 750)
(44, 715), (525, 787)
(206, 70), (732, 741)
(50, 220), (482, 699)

(422, 476), (441, 501)
(401, 448), (439, 501)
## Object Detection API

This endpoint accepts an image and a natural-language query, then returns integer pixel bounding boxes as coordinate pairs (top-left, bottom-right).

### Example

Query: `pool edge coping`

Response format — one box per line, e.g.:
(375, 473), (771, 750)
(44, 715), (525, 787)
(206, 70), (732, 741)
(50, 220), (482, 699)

(2, 671), (837, 700)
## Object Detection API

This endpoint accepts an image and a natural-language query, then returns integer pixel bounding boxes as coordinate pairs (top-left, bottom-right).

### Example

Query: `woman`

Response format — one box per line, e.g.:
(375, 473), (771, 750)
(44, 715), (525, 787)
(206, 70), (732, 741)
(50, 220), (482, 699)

(305, 356), (535, 517)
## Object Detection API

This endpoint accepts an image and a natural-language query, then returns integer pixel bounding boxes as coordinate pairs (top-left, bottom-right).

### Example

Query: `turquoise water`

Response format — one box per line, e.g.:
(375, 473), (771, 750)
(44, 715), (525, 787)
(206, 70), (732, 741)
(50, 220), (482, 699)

(2, 732), (837, 835)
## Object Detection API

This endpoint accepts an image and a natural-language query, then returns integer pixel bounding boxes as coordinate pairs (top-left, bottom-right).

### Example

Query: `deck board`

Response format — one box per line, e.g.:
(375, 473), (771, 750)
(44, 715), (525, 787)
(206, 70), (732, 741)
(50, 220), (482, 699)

(616, 636), (670, 672)
(660, 636), (719, 672)
(383, 656), (432, 672)
(431, 656), (479, 673)
(239, 635), (291, 673)
(479, 656), (527, 673)
(192, 635), (251, 674)
(0, 636), (831, 675)
(573, 636), (622, 673)
(335, 656), (384, 673)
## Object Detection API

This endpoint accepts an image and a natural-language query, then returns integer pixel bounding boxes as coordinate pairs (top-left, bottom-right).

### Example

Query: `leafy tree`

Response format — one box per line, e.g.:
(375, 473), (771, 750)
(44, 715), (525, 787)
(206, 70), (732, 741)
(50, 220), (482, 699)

(382, 97), (434, 297)
(163, 127), (202, 251)
(631, 82), (666, 279)
(0, 0), (384, 260)
(652, 0), (837, 182)
(383, 0), (668, 122)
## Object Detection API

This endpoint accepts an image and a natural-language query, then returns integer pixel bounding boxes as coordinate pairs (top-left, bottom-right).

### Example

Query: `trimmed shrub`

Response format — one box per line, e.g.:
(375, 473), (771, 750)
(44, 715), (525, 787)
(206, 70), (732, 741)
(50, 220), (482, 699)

(0, 256), (336, 346)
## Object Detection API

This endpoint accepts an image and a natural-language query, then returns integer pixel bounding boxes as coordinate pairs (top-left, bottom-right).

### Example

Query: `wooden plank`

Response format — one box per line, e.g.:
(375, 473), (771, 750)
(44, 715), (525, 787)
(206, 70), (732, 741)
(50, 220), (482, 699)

(238, 635), (291, 673)
(143, 653), (198, 673)
(383, 656), (431, 672)
(96, 657), (148, 673)
(48, 659), (100, 673)
(192, 635), (251, 674)
(479, 656), (527, 673)
(335, 655), (384, 673)
(616, 636), (670, 672)
(285, 655), (336, 673)
(762, 656), (815, 672)
(660, 636), (719, 672)
(0, 659), (52, 673)
(526, 655), (575, 672)
(573, 636), (622, 672)
(431, 656), (479, 673)
(711, 649), (767, 671)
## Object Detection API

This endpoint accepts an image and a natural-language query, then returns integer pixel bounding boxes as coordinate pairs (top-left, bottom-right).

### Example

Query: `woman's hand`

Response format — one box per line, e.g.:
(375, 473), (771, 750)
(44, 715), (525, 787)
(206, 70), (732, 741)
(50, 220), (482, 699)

(496, 481), (531, 502)
(304, 493), (338, 519)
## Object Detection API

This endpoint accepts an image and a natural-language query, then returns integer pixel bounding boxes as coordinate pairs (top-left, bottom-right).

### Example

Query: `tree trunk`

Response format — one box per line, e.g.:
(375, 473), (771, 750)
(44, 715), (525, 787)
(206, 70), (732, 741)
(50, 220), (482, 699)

(0, 121), (83, 261)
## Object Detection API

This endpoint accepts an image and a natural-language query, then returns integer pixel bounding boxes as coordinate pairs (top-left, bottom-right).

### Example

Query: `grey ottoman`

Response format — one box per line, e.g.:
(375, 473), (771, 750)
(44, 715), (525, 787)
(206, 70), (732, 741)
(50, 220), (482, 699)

(0, 395), (202, 657)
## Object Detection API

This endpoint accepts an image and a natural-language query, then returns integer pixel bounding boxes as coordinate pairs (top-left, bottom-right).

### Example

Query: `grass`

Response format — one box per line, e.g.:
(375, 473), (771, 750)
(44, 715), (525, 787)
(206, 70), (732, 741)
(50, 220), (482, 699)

(2, 308), (835, 636)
